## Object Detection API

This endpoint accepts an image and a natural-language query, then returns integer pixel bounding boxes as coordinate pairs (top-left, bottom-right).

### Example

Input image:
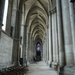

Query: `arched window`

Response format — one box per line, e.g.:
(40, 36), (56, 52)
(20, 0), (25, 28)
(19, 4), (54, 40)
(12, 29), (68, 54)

(36, 42), (41, 51)
(2, 0), (8, 31)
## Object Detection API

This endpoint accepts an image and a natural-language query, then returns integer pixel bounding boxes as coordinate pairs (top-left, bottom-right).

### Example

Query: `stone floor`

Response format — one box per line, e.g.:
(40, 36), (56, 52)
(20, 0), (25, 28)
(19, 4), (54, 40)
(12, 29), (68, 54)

(25, 61), (59, 75)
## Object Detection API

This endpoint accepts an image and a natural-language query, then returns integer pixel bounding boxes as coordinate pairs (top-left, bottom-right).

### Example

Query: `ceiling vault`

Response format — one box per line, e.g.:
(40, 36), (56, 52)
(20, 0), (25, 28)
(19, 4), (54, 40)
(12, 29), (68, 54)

(24, 0), (49, 43)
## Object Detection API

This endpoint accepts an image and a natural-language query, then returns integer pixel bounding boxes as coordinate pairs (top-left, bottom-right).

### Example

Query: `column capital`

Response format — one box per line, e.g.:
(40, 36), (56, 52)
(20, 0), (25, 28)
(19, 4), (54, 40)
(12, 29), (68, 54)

(13, 8), (22, 13)
(49, 7), (56, 15)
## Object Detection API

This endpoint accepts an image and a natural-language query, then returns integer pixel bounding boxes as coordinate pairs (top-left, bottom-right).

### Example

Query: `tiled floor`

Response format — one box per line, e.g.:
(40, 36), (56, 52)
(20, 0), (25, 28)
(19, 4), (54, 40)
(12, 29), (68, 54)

(25, 61), (59, 75)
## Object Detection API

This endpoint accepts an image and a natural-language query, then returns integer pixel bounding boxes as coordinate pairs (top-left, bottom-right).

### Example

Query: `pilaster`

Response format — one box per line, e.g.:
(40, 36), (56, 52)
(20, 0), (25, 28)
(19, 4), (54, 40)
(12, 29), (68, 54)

(69, 0), (75, 65)
(48, 12), (52, 64)
(26, 28), (29, 62)
(61, 0), (74, 66)
(59, 0), (74, 75)
(56, 0), (65, 67)
(12, 0), (22, 66)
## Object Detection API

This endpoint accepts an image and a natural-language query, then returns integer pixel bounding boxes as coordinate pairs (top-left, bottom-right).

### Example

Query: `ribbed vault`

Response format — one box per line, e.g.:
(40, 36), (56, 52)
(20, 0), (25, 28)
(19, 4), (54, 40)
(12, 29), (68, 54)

(24, 0), (50, 43)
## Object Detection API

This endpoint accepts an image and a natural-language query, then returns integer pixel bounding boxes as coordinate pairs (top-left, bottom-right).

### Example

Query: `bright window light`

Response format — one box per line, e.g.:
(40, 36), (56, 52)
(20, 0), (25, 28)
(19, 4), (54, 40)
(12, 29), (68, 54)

(2, 0), (8, 31)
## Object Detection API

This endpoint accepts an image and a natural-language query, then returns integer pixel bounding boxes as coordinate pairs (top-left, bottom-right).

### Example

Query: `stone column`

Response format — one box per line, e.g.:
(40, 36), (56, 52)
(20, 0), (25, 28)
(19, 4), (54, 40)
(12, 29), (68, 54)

(33, 41), (36, 57)
(45, 38), (47, 62)
(49, 12), (54, 63)
(41, 43), (43, 60)
(52, 12), (56, 62)
(56, 0), (65, 66)
(33, 40), (35, 57)
(45, 32), (48, 62)
(23, 25), (27, 64)
(45, 30), (47, 62)
(43, 40), (46, 61)
(26, 30), (29, 61)
(48, 13), (52, 64)
(12, 0), (22, 66)
(29, 33), (32, 61)
(33, 39), (35, 57)
(55, 20), (59, 63)
(30, 34), (33, 60)
(12, 10), (22, 66)
(32, 38), (35, 57)
(69, 0), (75, 65)
(11, 0), (19, 37)
(42, 40), (44, 61)
(19, 5), (26, 65)
(46, 26), (49, 63)
(20, 24), (25, 65)
(45, 31), (48, 63)
(31, 36), (34, 60)
(0, 0), (5, 38)
(53, 11), (59, 63)
(28, 32), (31, 61)
(61, 0), (74, 66)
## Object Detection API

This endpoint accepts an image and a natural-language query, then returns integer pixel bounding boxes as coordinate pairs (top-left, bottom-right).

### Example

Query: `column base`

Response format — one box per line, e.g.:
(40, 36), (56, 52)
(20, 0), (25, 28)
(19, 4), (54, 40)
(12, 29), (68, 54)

(59, 66), (75, 75)
(13, 62), (21, 67)
(47, 60), (51, 65)
(24, 60), (29, 67)
(51, 62), (58, 70)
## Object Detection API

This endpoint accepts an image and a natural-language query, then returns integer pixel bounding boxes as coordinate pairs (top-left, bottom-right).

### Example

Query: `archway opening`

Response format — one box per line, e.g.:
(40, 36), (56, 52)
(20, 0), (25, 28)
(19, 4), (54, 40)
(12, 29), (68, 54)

(36, 42), (41, 61)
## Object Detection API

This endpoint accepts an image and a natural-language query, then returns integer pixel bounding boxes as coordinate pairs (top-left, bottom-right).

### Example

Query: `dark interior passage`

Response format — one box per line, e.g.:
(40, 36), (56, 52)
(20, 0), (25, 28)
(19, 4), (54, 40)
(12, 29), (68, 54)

(36, 51), (41, 61)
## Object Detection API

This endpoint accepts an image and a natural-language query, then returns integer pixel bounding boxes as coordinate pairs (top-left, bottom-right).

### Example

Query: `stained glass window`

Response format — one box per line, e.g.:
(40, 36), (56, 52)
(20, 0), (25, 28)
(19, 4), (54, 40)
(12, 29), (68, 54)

(36, 43), (41, 51)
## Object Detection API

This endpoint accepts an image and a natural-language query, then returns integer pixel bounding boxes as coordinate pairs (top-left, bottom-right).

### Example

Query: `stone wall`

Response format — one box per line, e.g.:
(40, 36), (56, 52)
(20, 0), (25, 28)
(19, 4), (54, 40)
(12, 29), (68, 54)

(0, 31), (13, 69)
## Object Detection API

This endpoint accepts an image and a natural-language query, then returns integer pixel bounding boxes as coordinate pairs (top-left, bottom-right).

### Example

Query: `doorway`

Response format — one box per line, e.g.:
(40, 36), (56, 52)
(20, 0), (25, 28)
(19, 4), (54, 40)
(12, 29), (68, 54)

(36, 42), (41, 61)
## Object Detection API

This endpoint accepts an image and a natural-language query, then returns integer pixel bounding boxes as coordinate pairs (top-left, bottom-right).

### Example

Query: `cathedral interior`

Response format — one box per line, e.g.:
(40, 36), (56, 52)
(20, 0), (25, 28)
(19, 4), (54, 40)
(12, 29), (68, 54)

(0, 0), (75, 75)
